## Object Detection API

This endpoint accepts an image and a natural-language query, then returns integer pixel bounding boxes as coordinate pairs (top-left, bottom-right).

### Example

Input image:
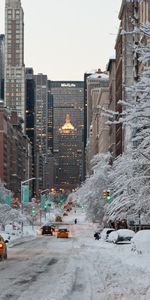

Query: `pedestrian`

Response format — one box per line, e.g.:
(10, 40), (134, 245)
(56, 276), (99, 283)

(74, 218), (77, 224)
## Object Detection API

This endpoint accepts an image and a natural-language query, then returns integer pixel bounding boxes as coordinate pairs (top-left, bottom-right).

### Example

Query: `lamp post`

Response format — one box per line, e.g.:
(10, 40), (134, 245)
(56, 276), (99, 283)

(39, 189), (49, 223)
(21, 177), (41, 233)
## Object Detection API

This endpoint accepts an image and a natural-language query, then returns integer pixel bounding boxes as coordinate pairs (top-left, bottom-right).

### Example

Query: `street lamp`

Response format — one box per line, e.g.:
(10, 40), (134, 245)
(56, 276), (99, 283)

(21, 177), (38, 213)
(21, 177), (42, 233)
(39, 189), (50, 223)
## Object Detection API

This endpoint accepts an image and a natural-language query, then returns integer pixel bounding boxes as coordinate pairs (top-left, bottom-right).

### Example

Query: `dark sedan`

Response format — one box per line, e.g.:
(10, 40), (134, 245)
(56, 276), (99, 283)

(41, 225), (54, 235)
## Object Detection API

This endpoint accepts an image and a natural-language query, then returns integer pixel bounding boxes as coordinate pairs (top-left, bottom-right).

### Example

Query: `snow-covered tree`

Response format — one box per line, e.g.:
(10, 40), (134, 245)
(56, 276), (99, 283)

(0, 204), (23, 230)
(0, 180), (12, 204)
(0, 181), (33, 229)
(75, 152), (111, 222)
(104, 22), (150, 225)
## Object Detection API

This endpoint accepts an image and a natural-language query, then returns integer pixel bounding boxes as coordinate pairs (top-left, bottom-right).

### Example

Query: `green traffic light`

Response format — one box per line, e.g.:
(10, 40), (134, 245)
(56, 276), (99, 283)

(107, 195), (112, 201)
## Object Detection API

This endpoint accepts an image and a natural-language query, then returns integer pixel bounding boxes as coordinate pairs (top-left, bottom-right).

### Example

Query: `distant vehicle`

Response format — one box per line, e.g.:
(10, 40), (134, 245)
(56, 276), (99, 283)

(55, 216), (63, 222)
(131, 230), (150, 254)
(0, 235), (8, 261)
(100, 228), (115, 241)
(57, 228), (70, 238)
(63, 212), (68, 216)
(38, 225), (54, 235)
(108, 229), (135, 244)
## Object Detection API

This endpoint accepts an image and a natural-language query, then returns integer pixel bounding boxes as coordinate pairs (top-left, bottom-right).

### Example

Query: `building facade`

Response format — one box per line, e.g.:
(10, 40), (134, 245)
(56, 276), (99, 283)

(56, 114), (80, 190)
(25, 67), (35, 192)
(107, 58), (116, 160)
(86, 70), (109, 141)
(0, 34), (5, 101)
(4, 0), (25, 128)
(0, 107), (32, 196)
(25, 68), (35, 145)
(34, 73), (48, 191)
(85, 71), (109, 173)
(49, 80), (84, 190)
(86, 84), (110, 173)
(47, 92), (53, 153)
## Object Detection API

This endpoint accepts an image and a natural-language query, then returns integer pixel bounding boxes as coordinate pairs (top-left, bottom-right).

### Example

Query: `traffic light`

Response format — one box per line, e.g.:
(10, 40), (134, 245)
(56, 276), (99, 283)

(106, 191), (111, 201)
(103, 190), (112, 202)
(103, 191), (108, 198)
(44, 203), (47, 209)
(32, 206), (36, 216)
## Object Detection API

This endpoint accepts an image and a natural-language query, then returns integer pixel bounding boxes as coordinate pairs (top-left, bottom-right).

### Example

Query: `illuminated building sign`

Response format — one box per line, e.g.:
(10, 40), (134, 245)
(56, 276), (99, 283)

(61, 83), (76, 88)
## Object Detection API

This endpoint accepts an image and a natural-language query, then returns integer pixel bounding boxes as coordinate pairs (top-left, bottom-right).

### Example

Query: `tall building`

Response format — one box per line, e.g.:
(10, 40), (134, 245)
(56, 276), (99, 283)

(0, 34), (5, 101)
(34, 74), (48, 155)
(83, 72), (92, 149)
(4, 0), (25, 127)
(0, 108), (32, 196)
(34, 74), (48, 191)
(25, 68), (35, 145)
(107, 58), (116, 160)
(48, 92), (53, 152)
(86, 69), (109, 142)
(58, 114), (80, 189)
(25, 67), (35, 193)
(83, 72), (92, 180)
(49, 80), (84, 190)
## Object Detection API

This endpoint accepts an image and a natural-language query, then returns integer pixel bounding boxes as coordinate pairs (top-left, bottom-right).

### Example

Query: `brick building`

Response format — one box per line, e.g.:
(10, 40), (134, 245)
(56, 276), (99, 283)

(0, 107), (32, 197)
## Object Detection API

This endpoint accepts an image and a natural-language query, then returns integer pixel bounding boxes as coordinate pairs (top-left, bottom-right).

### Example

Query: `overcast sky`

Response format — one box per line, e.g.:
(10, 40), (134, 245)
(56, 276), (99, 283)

(0, 0), (122, 81)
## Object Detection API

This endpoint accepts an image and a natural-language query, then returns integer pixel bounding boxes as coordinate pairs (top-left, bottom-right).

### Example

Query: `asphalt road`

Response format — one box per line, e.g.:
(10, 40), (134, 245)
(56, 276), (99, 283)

(0, 223), (150, 300)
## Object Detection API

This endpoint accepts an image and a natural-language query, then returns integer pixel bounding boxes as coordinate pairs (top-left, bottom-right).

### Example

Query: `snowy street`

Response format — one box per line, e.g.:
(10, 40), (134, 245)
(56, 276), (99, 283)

(0, 211), (150, 300)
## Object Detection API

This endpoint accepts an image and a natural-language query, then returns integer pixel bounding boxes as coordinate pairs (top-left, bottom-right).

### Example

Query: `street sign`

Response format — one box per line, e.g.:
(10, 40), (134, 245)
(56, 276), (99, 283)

(41, 194), (46, 208)
(5, 194), (11, 206)
(22, 185), (29, 203)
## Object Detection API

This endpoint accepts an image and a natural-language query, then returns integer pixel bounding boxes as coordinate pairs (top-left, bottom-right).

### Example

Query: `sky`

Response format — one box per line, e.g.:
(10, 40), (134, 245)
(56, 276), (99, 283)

(0, 0), (122, 81)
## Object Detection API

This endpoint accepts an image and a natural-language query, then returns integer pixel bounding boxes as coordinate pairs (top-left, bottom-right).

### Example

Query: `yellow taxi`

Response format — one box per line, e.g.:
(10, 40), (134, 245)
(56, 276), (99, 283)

(57, 228), (70, 238)
(0, 235), (8, 261)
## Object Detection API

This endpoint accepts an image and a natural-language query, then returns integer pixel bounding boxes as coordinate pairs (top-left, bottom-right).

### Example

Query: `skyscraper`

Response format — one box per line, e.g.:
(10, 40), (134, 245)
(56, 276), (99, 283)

(49, 80), (84, 190)
(25, 68), (35, 145)
(25, 67), (35, 192)
(0, 34), (5, 101)
(58, 114), (80, 189)
(34, 73), (48, 191)
(4, 0), (25, 127)
(34, 74), (48, 155)
(48, 92), (53, 152)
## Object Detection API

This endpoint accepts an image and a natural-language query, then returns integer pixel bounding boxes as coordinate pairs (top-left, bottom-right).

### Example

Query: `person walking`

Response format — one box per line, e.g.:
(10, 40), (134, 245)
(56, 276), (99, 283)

(74, 218), (77, 224)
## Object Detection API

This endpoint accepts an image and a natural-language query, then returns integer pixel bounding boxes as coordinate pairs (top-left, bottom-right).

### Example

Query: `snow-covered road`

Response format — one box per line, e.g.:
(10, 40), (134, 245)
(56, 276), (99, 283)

(0, 213), (150, 300)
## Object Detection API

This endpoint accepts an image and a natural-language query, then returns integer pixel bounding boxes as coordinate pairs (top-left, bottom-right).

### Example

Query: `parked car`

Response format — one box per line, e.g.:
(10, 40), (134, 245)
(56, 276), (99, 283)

(131, 230), (150, 254)
(108, 229), (135, 244)
(57, 228), (70, 238)
(100, 228), (115, 241)
(0, 235), (8, 261)
(94, 231), (100, 240)
(94, 227), (102, 240)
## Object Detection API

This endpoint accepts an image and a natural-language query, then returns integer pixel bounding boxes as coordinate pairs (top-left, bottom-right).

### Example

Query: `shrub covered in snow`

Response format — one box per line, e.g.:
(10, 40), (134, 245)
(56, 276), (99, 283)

(131, 230), (150, 254)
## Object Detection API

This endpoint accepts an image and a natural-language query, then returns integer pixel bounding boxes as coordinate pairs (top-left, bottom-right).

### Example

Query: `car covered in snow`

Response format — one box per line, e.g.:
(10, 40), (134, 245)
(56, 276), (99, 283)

(108, 229), (135, 244)
(100, 228), (115, 241)
(131, 230), (150, 254)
